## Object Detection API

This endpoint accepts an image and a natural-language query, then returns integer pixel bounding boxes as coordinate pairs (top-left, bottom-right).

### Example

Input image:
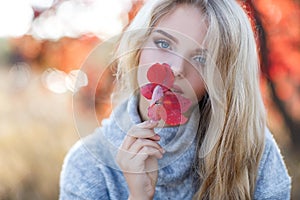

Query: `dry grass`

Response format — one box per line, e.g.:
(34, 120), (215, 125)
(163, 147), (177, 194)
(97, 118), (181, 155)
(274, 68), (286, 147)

(0, 68), (81, 200)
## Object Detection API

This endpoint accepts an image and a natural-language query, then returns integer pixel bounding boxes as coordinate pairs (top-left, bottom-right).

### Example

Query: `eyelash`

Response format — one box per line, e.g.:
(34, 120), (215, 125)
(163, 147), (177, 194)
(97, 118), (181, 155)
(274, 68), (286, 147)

(192, 55), (206, 65)
(153, 38), (206, 65)
(154, 39), (172, 50)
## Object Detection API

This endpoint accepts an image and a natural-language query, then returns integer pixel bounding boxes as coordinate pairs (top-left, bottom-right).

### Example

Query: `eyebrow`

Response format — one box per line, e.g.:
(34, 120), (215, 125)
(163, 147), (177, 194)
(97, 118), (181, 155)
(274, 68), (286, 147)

(153, 29), (208, 53)
(194, 48), (208, 55)
(153, 29), (179, 43)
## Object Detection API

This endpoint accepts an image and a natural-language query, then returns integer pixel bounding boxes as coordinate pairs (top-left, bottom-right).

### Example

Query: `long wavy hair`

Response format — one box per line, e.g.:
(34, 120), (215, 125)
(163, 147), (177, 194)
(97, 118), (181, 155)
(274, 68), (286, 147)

(113, 0), (266, 199)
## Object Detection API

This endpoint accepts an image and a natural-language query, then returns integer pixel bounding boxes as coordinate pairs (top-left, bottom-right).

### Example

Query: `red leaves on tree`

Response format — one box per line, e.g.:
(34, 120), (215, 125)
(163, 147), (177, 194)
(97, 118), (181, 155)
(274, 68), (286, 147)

(140, 63), (192, 125)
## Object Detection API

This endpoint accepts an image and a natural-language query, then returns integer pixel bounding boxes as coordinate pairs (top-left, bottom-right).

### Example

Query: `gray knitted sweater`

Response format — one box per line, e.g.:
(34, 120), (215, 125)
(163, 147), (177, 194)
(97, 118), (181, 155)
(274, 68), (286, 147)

(59, 96), (291, 199)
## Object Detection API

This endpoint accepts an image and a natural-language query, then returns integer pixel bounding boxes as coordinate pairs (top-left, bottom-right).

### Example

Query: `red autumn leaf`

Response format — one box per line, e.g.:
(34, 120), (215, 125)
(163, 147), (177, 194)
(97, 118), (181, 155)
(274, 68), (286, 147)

(140, 63), (192, 125)
(146, 89), (192, 125)
(164, 108), (188, 125)
(140, 83), (158, 99)
(161, 92), (190, 125)
(176, 94), (193, 113)
(163, 91), (192, 113)
(148, 103), (167, 121)
(150, 85), (164, 106)
(140, 83), (169, 100)
(147, 63), (174, 88)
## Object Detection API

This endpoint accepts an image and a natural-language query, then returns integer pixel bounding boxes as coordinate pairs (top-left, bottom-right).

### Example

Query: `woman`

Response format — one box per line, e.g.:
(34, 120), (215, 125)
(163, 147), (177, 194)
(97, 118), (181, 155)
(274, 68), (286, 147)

(60, 0), (291, 199)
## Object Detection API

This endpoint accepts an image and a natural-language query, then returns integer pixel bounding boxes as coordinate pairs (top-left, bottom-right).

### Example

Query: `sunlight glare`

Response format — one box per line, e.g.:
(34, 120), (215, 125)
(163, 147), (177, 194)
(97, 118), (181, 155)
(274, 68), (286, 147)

(41, 68), (68, 94)
(31, 0), (132, 40)
(65, 70), (88, 93)
(0, 0), (34, 37)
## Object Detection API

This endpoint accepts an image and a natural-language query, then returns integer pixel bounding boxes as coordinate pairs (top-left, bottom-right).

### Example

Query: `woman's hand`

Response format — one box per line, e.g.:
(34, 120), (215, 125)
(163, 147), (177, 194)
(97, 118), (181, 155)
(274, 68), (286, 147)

(116, 120), (165, 200)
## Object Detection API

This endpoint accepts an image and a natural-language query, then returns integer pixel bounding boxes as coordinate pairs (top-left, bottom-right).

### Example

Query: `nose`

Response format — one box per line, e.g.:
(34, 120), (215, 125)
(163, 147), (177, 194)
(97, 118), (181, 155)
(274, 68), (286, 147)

(170, 56), (186, 78)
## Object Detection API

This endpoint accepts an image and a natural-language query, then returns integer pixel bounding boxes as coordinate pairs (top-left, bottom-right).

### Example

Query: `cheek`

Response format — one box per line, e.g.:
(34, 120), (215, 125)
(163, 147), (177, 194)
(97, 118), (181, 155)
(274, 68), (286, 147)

(137, 49), (157, 87)
(194, 82), (206, 100)
(137, 67), (147, 87)
(139, 48), (169, 65)
(137, 50), (152, 87)
(189, 72), (206, 101)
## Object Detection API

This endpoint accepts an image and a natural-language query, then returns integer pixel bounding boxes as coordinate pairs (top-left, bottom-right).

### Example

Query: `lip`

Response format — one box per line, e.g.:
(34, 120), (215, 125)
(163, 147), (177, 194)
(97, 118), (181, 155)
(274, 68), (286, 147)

(171, 84), (183, 94)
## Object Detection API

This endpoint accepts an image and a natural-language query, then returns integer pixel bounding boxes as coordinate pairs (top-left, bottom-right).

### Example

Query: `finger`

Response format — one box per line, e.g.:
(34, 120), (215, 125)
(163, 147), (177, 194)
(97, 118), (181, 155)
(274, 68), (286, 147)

(128, 138), (165, 155)
(148, 134), (160, 141)
(122, 121), (159, 150)
(135, 146), (163, 161)
(136, 120), (159, 129)
(122, 133), (160, 152)
(128, 121), (158, 138)
(121, 135), (137, 150)
(117, 146), (162, 173)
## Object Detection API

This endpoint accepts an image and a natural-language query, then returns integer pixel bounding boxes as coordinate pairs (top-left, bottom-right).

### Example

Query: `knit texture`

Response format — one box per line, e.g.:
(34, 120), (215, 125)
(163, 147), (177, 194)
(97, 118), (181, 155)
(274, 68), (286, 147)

(59, 95), (291, 200)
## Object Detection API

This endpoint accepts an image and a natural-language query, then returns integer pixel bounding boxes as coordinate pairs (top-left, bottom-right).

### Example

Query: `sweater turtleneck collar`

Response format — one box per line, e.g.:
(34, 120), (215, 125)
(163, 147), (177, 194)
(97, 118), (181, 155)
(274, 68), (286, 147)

(99, 94), (200, 187)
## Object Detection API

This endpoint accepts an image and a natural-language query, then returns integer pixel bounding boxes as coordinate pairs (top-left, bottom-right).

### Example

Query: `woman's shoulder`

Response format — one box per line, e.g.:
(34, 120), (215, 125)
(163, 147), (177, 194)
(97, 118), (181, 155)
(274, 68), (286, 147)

(62, 128), (103, 162)
(254, 128), (292, 199)
(259, 128), (289, 172)
(59, 128), (118, 199)
(61, 126), (120, 173)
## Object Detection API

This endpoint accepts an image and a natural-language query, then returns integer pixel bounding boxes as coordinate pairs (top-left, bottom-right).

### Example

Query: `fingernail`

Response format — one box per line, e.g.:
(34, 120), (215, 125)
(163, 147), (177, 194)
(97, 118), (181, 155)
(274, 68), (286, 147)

(161, 148), (166, 154)
(137, 120), (158, 128)
(154, 134), (160, 139)
(136, 121), (149, 127)
(149, 120), (158, 125)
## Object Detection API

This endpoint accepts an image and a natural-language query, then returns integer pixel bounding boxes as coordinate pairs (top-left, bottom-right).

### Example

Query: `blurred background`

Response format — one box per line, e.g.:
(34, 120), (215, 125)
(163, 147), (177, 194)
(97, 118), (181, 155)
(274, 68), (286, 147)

(0, 0), (299, 199)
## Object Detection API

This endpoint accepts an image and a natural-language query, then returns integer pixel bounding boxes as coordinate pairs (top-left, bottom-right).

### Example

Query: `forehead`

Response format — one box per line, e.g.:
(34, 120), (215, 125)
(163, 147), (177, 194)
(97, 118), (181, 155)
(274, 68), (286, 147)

(154, 4), (207, 45)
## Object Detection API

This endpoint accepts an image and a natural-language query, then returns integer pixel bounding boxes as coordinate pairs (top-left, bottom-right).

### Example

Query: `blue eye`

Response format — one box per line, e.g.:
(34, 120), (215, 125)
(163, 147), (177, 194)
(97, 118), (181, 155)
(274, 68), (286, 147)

(193, 55), (206, 65)
(154, 39), (171, 49)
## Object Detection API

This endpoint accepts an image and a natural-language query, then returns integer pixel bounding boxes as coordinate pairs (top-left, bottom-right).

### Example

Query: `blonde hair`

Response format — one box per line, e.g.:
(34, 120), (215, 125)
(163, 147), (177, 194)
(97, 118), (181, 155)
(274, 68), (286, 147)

(113, 0), (266, 199)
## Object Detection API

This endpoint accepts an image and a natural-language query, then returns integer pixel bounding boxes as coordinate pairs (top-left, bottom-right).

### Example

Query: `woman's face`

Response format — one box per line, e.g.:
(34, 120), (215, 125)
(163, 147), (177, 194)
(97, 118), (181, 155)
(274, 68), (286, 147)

(138, 5), (208, 105)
